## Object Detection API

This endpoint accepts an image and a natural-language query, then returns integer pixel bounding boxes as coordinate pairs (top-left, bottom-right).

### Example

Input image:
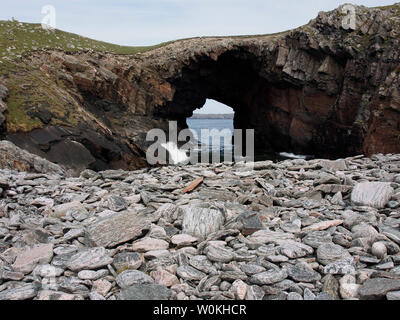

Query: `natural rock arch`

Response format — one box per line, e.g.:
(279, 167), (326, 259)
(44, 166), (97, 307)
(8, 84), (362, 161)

(1, 4), (400, 173)
(153, 48), (346, 158)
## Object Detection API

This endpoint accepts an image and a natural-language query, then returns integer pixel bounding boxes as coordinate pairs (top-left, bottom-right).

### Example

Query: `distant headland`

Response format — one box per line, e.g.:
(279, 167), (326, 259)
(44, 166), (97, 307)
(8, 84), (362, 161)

(189, 114), (234, 119)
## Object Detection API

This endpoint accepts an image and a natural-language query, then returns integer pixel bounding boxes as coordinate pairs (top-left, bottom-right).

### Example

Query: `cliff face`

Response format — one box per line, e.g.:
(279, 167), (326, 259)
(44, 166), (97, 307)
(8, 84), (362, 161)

(1, 4), (400, 173)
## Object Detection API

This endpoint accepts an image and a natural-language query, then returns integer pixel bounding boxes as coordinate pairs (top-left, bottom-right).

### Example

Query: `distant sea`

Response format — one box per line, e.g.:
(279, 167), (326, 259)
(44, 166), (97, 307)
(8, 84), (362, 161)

(186, 117), (312, 163)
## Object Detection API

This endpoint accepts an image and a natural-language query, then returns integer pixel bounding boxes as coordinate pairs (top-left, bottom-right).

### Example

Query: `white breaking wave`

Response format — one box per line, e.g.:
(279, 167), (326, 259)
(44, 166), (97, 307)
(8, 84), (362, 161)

(161, 142), (189, 164)
(279, 152), (308, 160)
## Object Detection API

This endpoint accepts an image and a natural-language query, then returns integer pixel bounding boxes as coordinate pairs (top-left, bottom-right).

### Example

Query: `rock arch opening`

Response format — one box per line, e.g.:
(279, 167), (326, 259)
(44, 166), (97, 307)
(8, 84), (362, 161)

(186, 99), (235, 162)
(155, 49), (347, 160)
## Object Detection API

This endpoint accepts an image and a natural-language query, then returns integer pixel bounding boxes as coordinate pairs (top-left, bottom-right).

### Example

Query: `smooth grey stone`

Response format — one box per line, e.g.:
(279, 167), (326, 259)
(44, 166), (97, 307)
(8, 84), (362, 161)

(112, 252), (142, 272)
(315, 292), (335, 300)
(116, 270), (154, 289)
(287, 292), (303, 300)
(387, 291), (400, 300)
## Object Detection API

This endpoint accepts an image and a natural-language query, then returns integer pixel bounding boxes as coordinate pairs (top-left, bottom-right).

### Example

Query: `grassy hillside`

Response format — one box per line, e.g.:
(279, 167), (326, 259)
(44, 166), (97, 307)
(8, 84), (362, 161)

(0, 20), (168, 65)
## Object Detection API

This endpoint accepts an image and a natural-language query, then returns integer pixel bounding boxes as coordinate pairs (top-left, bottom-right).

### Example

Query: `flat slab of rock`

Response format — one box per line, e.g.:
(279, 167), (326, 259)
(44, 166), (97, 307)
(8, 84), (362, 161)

(287, 265), (321, 283)
(181, 204), (225, 239)
(177, 265), (206, 281)
(12, 244), (54, 274)
(0, 283), (41, 300)
(116, 270), (154, 289)
(171, 234), (198, 247)
(249, 269), (288, 285)
(351, 182), (394, 209)
(359, 278), (400, 300)
(66, 247), (113, 271)
(52, 201), (88, 220)
(317, 243), (351, 266)
(85, 211), (151, 248)
(246, 230), (294, 245)
(131, 237), (169, 252)
(302, 220), (343, 232)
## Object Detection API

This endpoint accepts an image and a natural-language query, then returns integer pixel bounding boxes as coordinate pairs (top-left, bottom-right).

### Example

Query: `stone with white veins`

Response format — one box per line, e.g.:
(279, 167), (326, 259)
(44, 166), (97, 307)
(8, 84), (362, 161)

(249, 269), (288, 285)
(131, 237), (169, 252)
(0, 283), (41, 300)
(171, 234), (198, 247)
(317, 243), (351, 266)
(351, 182), (394, 209)
(181, 204), (225, 239)
(206, 244), (234, 263)
(276, 240), (314, 259)
(66, 247), (113, 271)
(85, 211), (151, 248)
(177, 265), (206, 281)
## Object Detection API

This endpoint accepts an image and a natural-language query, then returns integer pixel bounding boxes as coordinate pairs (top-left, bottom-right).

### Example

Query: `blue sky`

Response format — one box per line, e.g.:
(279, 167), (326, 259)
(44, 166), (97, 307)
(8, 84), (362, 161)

(1, 0), (395, 113)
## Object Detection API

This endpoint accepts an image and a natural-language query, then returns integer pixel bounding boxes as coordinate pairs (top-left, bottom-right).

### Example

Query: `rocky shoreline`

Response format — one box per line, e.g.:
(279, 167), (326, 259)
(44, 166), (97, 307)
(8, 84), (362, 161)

(0, 154), (400, 300)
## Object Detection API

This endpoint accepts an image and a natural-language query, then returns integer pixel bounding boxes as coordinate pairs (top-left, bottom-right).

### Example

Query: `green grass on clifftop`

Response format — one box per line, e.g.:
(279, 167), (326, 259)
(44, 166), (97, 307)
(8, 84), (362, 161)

(0, 20), (168, 65)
